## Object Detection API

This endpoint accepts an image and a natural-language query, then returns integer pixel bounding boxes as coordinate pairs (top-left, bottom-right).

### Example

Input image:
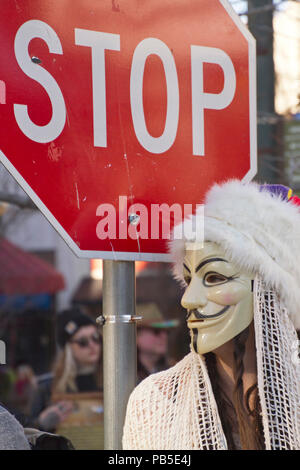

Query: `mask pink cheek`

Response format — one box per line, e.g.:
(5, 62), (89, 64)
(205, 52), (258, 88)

(222, 294), (235, 304)
(209, 284), (250, 305)
(218, 289), (249, 305)
(213, 291), (243, 305)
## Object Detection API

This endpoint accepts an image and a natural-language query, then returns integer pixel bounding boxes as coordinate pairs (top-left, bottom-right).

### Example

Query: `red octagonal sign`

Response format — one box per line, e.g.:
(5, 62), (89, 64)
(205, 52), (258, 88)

(0, 0), (256, 261)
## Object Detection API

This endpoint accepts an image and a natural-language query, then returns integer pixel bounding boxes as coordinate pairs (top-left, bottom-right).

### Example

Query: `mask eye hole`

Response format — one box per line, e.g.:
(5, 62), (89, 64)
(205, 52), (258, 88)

(203, 272), (228, 286)
(184, 276), (191, 285)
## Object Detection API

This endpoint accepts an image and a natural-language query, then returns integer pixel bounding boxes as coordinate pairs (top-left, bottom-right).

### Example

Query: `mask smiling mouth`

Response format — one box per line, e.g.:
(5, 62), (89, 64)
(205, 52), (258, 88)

(186, 305), (230, 322)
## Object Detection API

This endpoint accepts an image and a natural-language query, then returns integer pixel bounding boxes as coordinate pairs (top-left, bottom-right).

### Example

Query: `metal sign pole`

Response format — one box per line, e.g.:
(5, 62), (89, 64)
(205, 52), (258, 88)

(98, 259), (139, 450)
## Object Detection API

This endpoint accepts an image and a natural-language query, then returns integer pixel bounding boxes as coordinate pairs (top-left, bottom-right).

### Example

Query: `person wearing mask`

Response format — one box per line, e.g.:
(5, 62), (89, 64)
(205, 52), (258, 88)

(123, 181), (300, 450)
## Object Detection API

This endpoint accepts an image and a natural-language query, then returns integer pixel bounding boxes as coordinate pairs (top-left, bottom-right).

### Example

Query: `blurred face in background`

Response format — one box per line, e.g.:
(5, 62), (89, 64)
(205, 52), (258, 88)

(137, 327), (169, 357)
(69, 325), (101, 366)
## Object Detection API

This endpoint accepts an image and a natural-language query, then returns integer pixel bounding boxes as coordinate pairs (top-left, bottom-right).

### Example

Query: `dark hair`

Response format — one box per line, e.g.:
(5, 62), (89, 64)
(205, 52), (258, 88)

(205, 327), (265, 450)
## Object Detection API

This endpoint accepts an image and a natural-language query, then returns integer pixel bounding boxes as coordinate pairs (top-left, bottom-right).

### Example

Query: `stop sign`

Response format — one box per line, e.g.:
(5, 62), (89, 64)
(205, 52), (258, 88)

(0, 0), (256, 261)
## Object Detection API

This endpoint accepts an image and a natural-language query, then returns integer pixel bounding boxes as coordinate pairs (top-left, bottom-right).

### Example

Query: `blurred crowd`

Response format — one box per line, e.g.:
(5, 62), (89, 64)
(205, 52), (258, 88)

(0, 304), (179, 449)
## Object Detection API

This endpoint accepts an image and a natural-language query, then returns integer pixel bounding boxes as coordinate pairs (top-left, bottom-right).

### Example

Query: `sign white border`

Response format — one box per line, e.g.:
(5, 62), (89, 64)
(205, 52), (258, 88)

(0, 0), (256, 262)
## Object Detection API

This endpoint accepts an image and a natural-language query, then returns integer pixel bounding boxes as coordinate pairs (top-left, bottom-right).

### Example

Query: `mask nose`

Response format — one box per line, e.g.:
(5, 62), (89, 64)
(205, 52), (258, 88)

(181, 278), (208, 310)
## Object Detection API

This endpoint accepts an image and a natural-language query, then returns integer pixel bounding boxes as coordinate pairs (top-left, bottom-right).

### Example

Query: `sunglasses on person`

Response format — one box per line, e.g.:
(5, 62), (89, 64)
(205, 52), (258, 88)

(71, 332), (101, 348)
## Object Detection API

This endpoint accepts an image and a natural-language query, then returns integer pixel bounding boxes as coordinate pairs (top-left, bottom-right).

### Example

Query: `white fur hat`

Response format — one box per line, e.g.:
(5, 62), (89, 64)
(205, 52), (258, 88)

(170, 179), (300, 330)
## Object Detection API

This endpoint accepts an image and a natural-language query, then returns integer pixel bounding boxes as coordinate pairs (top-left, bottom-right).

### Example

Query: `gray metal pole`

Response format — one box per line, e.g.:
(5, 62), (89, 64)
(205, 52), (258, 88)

(98, 259), (139, 450)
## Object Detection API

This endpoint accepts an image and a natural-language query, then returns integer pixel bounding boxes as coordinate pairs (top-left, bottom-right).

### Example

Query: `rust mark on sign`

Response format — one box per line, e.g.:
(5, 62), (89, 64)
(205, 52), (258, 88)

(75, 182), (80, 210)
(0, 81), (6, 104)
(112, 0), (120, 12)
(14, 0), (22, 14)
(48, 142), (62, 162)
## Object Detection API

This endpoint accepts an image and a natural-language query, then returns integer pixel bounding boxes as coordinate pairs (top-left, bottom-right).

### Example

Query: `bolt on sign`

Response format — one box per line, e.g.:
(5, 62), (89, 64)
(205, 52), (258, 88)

(0, 0), (256, 261)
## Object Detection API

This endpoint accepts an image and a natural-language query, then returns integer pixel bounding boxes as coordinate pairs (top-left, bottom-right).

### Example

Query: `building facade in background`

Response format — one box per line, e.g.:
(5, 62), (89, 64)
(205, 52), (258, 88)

(0, 165), (90, 312)
(274, 1), (300, 115)
(274, 1), (300, 190)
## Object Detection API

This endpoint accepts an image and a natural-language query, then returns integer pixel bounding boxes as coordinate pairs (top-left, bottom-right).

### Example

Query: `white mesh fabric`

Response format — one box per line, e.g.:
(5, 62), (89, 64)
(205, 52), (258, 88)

(123, 279), (300, 450)
(254, 278), (300, 450)
(122, 352), (227, 450)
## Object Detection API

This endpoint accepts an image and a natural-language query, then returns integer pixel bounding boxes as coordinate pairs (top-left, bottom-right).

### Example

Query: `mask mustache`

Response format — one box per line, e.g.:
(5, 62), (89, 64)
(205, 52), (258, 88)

(186, 305), (230, 321)
(186, 309), (199, 321)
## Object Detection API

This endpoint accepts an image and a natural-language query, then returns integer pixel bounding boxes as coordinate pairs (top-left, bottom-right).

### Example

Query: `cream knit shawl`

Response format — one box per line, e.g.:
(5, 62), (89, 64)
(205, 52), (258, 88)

(123, 279), (300, 450)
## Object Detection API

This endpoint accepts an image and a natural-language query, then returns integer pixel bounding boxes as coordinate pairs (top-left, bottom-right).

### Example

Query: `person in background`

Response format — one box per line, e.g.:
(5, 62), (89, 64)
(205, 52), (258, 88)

(136, 303), (179, 383)
(30, 307), (102, 432)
